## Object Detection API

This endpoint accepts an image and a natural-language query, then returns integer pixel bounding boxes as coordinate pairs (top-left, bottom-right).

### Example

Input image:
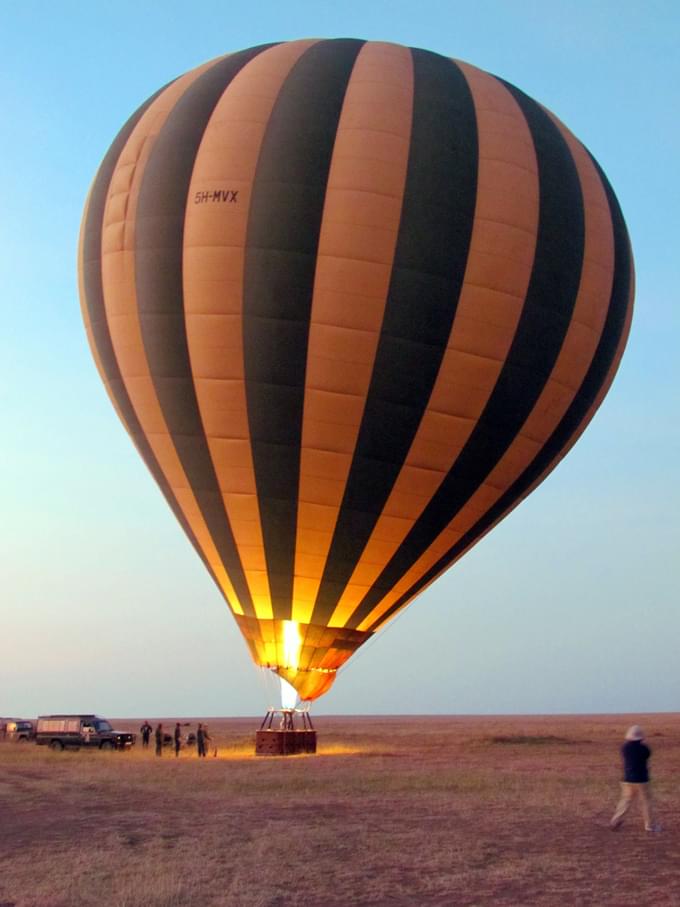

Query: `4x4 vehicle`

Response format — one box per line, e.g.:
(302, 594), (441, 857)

(5, 720), (35, 742)
(35, 715), (135, 751)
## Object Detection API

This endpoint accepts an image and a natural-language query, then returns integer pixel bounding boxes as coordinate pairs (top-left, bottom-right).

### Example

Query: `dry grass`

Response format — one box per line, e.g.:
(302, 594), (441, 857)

(1, 714), (680, 906)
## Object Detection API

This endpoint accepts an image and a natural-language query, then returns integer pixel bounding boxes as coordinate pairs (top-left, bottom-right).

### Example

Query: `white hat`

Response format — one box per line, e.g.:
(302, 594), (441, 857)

(625, 725), (645, 741)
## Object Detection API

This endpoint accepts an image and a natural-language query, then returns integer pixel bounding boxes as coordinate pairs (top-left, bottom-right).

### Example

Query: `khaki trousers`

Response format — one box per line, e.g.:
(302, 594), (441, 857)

(611, 782), (655, 830)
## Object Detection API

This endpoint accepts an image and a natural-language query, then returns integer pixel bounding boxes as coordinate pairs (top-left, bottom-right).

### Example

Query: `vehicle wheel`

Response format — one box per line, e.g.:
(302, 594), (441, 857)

(50, 740), (64, 751)
(100, 741), (115, 751)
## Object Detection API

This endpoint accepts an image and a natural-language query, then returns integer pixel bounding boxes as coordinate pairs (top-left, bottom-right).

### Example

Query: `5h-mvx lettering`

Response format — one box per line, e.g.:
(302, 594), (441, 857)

(194, 189), (239, 204)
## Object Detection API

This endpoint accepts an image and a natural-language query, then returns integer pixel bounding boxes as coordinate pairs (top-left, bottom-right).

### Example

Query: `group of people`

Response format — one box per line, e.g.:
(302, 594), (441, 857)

(139, 720), (212, 758)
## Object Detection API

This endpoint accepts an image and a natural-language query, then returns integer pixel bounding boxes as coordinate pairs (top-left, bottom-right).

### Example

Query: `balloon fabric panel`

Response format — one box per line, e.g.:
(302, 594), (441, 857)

(242, 39), (365, 624)
(184, 40), (321, 622)
(79, 74), (229, 597)
(310, 50), (478, 629)
(337, 61), (539, 630)
(365, 136), (634, 633)
(293, 41), (414, 628)
(349, 74), (587, 630)
(78, 40), (634, 700)
(100, 59), (252, 614)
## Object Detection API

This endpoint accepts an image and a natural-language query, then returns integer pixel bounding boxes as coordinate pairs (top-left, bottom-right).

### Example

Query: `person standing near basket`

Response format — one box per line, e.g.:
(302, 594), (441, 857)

(140, 720), (153, 749)
(196, 722), (206, 758)
(610, 725), (660, 832)
(155, 722), (163, 758)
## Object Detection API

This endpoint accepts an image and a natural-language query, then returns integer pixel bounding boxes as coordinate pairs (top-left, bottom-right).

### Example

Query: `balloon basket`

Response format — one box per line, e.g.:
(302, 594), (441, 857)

(255, 708), (317, 756)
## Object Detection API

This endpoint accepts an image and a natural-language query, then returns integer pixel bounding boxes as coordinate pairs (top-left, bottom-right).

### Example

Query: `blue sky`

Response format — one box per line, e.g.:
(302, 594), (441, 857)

(2, 1), (678, 718)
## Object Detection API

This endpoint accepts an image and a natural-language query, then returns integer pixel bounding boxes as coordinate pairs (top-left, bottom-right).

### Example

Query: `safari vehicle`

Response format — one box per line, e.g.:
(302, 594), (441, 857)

(35, 715), (135, 751)
(5, 719), (35, 742)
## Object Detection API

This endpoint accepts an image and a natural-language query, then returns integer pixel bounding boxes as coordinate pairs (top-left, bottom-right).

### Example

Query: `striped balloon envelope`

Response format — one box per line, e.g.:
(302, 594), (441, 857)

(78, 39), (633, 701)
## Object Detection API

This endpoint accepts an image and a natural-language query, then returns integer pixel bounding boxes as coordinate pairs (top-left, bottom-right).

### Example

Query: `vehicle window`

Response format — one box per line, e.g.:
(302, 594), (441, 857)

(94, 721), (112, 732)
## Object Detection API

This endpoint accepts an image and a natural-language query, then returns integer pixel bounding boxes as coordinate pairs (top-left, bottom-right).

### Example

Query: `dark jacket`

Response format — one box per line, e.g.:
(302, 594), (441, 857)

(621, 740), (651, 783)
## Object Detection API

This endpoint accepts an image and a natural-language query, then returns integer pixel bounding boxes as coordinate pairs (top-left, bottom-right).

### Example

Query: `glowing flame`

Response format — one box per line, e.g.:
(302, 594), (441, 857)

(279, 620), (302, 708)
(280, 676), (298, 709)
(282, 619), (301, 670)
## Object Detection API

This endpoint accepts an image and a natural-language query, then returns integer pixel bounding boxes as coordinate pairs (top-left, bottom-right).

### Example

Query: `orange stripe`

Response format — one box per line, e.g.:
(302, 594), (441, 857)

(329, 61), (540, 628)
(359, 101), (620, 633)
(289, 41), (415, 625)
(183, 40), (319, 621)
(99, 59), (246, 615)
(79, 187), (133, 433)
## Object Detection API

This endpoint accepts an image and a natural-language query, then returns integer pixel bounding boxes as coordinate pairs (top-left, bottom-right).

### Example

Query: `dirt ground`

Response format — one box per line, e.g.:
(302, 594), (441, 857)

(1, 713), (679, 906)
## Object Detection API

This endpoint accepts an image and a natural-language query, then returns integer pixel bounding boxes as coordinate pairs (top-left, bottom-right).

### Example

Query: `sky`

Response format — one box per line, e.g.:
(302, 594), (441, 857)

(2, 1), (678, 719)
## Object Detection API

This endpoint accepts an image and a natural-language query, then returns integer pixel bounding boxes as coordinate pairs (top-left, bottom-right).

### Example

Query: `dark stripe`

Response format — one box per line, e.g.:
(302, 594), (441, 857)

(349, 77), (587, 629)
(243, 39), (365, 619)
(310, 51), (479, 626)
(135, 46), (275, 618)
(366, 147), (632, 633)
(80, 81), (224, 593)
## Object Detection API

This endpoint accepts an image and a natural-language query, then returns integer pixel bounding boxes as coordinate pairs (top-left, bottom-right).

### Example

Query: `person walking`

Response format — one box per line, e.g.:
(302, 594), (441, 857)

(196, 722), (206, 758)
(610, 725), (660, 832)
(155, 723), (163, 757)
(174, 722), (182, 758)
(140, 720), (153, 749)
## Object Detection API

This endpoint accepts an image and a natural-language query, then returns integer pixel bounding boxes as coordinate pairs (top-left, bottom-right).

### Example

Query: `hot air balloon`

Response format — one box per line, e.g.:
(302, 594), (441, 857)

(78, 40), (633, 705)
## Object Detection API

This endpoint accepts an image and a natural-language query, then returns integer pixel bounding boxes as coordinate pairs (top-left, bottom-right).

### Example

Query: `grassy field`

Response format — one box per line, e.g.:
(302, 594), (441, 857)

(1, 713), (679, 906)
